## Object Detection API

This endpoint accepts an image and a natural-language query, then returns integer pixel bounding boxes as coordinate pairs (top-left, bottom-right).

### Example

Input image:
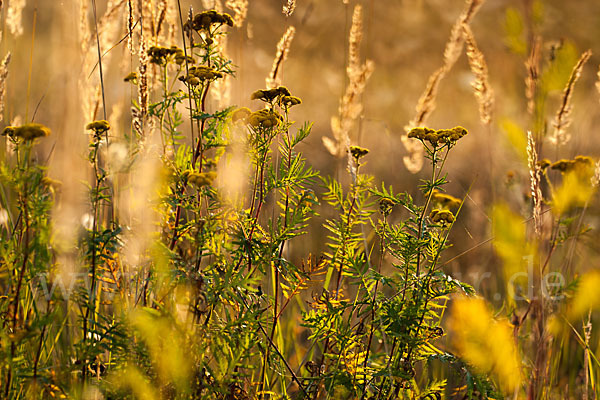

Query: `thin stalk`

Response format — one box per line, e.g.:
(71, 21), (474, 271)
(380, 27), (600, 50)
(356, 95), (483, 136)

(238, 295), (310, 399)
(25, 8), (37, 122)
(168, 3), (196, 252)
(260, 125), (293, 396)
(360, 214), (387, 399)
(315, 163), (360, 399)
(82, 141), (102, 381)
(414, 146), (439, 279)
(5, 146), (32, 398)
(91, 0), (107, 121)
(32, 302), (51, 379)
(169, 81), (210, 251)
(375, 337), (397, 400)
(405, 177), (470, 367)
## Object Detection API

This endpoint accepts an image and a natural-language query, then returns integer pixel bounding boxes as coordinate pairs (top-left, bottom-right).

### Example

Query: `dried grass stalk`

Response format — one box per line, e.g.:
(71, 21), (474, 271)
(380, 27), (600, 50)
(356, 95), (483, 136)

(79, 1), (90, 53)
(155, 0), (168, 39)
(403, 0), (485, 173)
(79, 0), (124, 122)
(211, 21), (232, 108)
(549, 49), (592, 146)
(527, 131), (542, 234)
(462, 24), (494, 126)
(592, 159), (600, 188)
(266, 26), (296, 89)
(0, 53), (11, 122)
(134, 38), (149, 137)
(283, 0), (296, 17)
(127, 0), (135, 53)
(140, 0), (157, 43)
(202, 0), (223, 11)
(443, 0), (484, 69)
(525, 36), (542, 115)
(83, 0), (127, 46)
(7, 0), (25, 37)
(347, 5), (363, 76)
(226, 0), (248, 27)
(99, 0), (125, 63)
(322, 5), (374, 161)
(596, 64), (600, 105)
(164, 0), (179, 44)
(408, 66), (445, 133)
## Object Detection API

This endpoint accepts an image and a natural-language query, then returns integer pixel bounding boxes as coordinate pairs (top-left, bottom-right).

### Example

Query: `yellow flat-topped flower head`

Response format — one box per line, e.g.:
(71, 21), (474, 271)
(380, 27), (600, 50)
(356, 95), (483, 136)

(349, 146), (369, 160)
(408, 126), (468, 147)
(537, 158), (551, 170)
(431, 190), (462, 210)
(86, 120), (110, 137)
(379, 198), (395, 215)
(191, 10), (234, 32)
(9, 123), (52, 141)
(86, 120), (110, 132)
(281, 95), (302, 108)
(248, 109), (281, 129)
(430, 208), (455, 225)
(250, 86), (292, 103)
(407, 127), (432, 140)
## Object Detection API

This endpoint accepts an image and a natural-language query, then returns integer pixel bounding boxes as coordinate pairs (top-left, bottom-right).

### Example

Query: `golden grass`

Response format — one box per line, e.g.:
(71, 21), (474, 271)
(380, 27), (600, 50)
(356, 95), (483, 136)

(550, 49), (592, 146)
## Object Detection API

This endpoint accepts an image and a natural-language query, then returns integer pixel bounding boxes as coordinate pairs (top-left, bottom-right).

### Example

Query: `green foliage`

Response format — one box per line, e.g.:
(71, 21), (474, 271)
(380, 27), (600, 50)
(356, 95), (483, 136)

(0, 20), (473, 396)
(11, 2), (600, 399)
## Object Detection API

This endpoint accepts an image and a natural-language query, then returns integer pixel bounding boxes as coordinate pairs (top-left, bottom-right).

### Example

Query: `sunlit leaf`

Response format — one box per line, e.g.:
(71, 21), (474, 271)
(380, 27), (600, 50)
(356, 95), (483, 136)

(570, 270), (600, 318)
(447, 296), (522, 393)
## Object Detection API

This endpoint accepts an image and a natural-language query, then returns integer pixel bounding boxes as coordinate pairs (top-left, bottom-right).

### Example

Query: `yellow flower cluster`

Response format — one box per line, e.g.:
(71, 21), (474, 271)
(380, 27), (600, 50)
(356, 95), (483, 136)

(248, 109), (282, 129)
(349, 146), (369, 159)
(2, 123), (51, 141)
(550, 156), (593, 174)
(429, 209), (455, 224)
(281, 95), (302, 108)
(180, 66), (224, 86)
(148, 46), (189, 66)
(188, 10), (234, 32)
(379, 198), (395, 215)
(408, 126), (468, 146)
(86, 120), (110, 133)
(250, 86), (291, 102)
(447, 296), (522, 393)
(431, 190), (462, 210)
(537, 158), (551, 170)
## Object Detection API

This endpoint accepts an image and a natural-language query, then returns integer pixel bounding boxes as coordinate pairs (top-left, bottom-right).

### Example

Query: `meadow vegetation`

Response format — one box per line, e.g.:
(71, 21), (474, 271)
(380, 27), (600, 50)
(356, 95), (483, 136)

(0, 0), (600, 399)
